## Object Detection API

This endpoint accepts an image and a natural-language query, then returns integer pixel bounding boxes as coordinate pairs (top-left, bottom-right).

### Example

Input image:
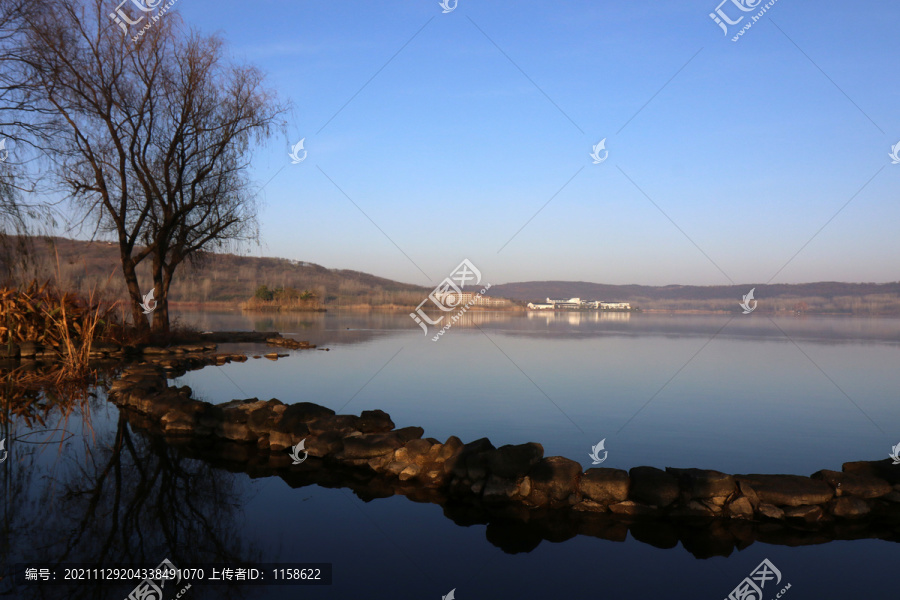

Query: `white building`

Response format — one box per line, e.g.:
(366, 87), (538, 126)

(546, 297), (582, 309)
(600, 302), (631, 310)
(527, 302), (554, 310)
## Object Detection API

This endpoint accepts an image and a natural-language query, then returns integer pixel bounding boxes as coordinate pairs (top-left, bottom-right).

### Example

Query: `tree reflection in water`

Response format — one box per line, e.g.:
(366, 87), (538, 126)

(0, 364), (260, 599)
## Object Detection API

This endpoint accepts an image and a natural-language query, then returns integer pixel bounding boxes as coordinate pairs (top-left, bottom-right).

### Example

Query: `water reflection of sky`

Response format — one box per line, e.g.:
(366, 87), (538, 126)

(174, 311), (900, 476)
(4, 312), (898, 598)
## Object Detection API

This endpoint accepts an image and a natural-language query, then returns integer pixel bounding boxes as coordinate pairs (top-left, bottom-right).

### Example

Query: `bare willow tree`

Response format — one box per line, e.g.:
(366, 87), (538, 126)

(17, 0), (287, 332)
(0, 0), (56, 281)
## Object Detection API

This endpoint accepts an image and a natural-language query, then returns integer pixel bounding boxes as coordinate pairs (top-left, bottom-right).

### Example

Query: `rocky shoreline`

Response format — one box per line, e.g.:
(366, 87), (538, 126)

(106, 360), (900, 557)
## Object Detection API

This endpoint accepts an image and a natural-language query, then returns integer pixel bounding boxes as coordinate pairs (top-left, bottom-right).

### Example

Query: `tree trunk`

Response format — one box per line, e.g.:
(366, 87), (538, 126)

(122, 256), (149, 332)
(150, 257), (178, 335)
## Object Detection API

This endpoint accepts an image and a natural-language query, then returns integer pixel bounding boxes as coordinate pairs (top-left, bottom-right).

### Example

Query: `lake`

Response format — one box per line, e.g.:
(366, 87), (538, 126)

(5, 310), (899, 598)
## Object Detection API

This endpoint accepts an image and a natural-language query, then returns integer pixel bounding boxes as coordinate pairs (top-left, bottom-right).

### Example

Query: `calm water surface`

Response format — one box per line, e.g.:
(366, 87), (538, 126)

(5, 311), (899, 598)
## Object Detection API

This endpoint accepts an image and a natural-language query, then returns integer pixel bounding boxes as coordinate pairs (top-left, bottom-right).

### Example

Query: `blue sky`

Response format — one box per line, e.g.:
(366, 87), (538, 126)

(171, 0), (898, 287)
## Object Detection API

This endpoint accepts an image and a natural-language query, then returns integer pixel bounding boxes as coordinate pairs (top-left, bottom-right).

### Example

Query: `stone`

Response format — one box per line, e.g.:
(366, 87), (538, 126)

(842, 459), (900, 485)
(307, 414), (361, 435)
(573, 500), (608, 513)
(734, 474), (833, 507)
(578, 468), (629, 504)
(450, 437), (495, 480)
(404, 438), (435, 460)
(399, 464), (421, 481)
(783, 505), (825, 523)
(608, 500), (657, 517)
(304, 431), (343, 457)
(482, 476), (520, 503)
(667, 468), (736, 499)
(528, 456), (582, 504)
(142, 346), (171, 355)
(358, 410), (395, 433)
(340, 434), (401, 459)
(440, 436), (464, 459)
(216, 422), (255, 442)
(726, 496), (754, 519)
(829, 496), (871, 519)
(277, 403), (336, 429)
(629, 466), (679, 507)
(737, 480), (760, 509)
(394, 426), (425, 443)
(484, 443), (544, 479)
(811, 469), (892, 499)
(757, 503), (785, 520)
(268, 431), (293, 451)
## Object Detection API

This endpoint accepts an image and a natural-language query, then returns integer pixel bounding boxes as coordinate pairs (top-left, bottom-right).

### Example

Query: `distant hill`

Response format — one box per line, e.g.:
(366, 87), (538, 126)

(3, 236), (428, 307)
(5, 237), (899, 314)
(487, 280), (900, 315)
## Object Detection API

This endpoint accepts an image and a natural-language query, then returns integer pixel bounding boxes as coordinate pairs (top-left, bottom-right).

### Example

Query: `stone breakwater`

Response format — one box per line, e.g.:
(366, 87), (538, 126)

(109, 364), (900, 536)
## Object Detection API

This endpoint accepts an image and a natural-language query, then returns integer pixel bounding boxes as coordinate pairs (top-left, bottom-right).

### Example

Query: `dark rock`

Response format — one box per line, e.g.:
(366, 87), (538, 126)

(485, 443), (544, 479)
(394, 426), (425, 443)
(609, 500), (657, 516)
(340, 434), (401, 459)
(304, 431), (344, 457)
(454, 437), (496, 480)
(404, 438), (435, 460)
(829, 496), (871, 519)
(142, 346), (171, 355)
(813, 469), (892, 498)
(528, 456), (582, 504)
(737, 480), (760, 509)
(783, 504), (825, 523)
(629, 466), (679, 507)
(358, 410), (395, 433)
(307, 414), (361, 435)
(667, 467), (736, 499)
(734, 474), (833, 507)
(842, 459), (900, 485)
(578, 468), (629, 504)
(268, 431), (293, 451)
(482, 475), (521, 503)
(278, 403), (336, 429)
(726, 496), (754, 519)
(757, 503), (785, 520)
